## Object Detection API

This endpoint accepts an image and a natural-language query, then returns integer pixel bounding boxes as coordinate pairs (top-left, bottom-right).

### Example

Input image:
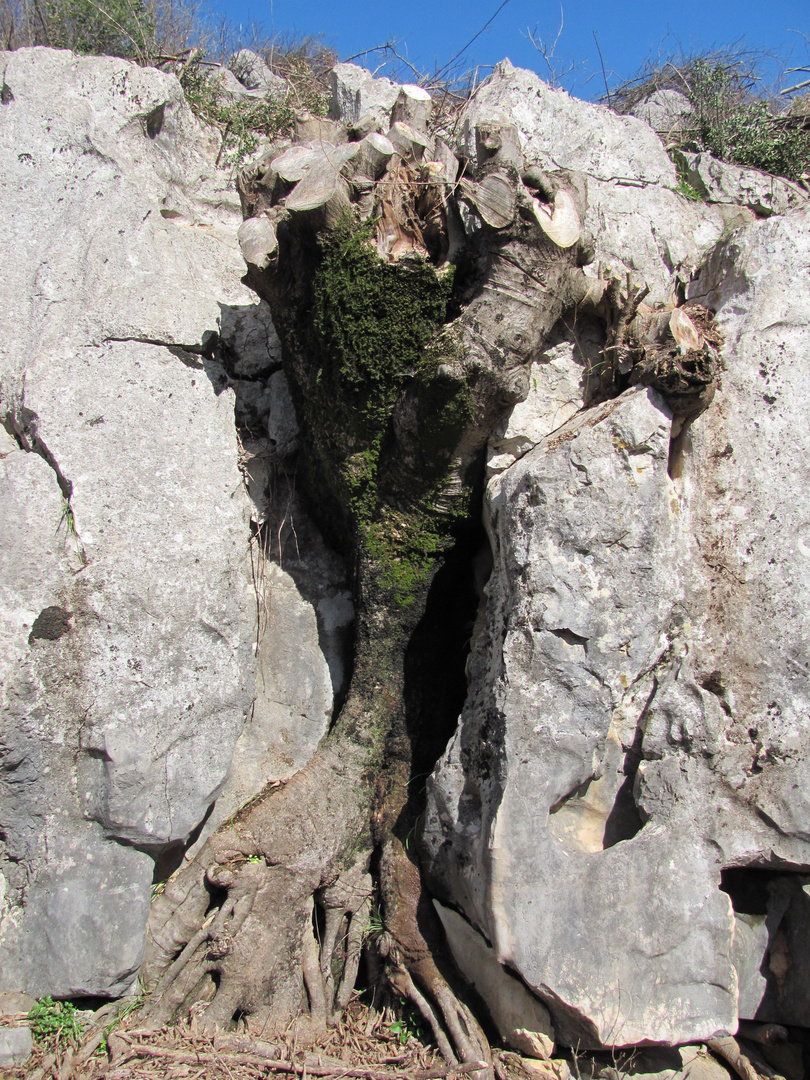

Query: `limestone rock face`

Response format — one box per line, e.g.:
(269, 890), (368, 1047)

(674, 150), (809, 218)
(629, 88), (693, 135)
(423, 207), (810, 1045)
(460, 60), (728, 303)
(328, 62), (400, 127)
(229, 49), (288, 100)
(0, 47), (261, 996)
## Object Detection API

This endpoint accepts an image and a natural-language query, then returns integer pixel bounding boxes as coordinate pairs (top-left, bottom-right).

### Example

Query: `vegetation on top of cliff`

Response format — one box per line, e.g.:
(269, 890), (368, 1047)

(2, 0), (808, 183)
(609, 51), (810, 184)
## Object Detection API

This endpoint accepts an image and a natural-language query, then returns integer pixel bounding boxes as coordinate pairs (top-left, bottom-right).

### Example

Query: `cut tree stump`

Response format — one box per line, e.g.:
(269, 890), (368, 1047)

(391, 84), (433, 131)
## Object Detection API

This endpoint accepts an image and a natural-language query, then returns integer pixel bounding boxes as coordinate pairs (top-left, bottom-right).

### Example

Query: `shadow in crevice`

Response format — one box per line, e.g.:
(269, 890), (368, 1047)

(722, 865), (810, 1028)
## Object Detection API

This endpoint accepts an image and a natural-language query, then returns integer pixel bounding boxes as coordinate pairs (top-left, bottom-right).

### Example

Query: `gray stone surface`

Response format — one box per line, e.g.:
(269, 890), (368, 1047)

(424, 207), (810, 1045)
(329, 63), (400, 128)
(0, 991), (36, 1016)
(434, 900), (555, 1058)
(487, 318), (603, 477)
(629, 89), (693, 135)
(674, 150), (809, 217)
(0, 1026), (33, 1067)
(459, 61), (729, 303)
(229, 49), (288, 99)
(731, 913), (768, 1019)
(0, 48), (262, 996)
(190, 368), (354, 858)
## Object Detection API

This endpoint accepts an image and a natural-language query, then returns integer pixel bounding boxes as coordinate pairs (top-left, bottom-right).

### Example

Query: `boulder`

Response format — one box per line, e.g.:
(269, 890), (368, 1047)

(229, 48), (288, 100)
(0, 1026), (33, 1067)
(0, 47), (262, 996)
(328, 62), (400, 128)
(673, 150), (809, 217)
(0, 991), (36, 1016)
(212, 64), (267, 100)
(423, 207), (810, 1045)
(629, 88), (693, 136)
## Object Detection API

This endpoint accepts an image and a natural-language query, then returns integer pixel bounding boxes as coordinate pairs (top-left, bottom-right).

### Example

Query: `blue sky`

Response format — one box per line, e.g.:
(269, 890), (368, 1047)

(220, 0), (809, 100)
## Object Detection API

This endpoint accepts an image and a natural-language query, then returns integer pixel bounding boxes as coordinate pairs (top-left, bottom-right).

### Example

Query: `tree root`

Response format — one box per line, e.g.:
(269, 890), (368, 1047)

(708, 1037), (763, 1080)
(116, 1039), (486, 1078)
(378, 836), (493, 1078)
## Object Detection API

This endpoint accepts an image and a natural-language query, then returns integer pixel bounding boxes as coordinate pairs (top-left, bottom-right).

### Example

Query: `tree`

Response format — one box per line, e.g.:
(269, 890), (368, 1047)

(139, 111), (717, 1067)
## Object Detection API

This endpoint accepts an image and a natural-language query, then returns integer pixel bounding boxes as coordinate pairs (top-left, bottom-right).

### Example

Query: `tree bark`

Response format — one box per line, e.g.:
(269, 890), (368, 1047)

(140, 114), (719, 1063)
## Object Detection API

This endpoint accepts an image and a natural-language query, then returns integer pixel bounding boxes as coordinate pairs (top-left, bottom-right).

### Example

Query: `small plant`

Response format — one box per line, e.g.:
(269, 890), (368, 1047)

(389, 1003), (425, 1047)
(58, 496), (76, 536)
(28, 996), (84, 1050)
(179, 52), (328, 170)
(672, 159), (703, 201)
(364, 902), (384, 941)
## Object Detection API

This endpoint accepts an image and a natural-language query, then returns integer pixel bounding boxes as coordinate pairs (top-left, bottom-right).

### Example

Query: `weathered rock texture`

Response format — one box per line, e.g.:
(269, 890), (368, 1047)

(0, 47), (325, 997)
(423, 65), (810, 1048)
(4, 44), (810, 1061)
(460, 61), (730, 303)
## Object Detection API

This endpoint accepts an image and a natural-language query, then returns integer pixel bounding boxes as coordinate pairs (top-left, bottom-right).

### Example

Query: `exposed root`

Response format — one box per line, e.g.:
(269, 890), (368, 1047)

(319, 859), (375, 1018)
(708, 1037), (764, 1080)
(377, 836), (493, 1078)
(597, 278), (720, 419)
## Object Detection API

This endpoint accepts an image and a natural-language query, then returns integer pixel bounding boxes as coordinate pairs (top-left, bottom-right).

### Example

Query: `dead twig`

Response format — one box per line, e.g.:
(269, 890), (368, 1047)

(593, 31), (611, 106)
(117, 1041), (486, 1078)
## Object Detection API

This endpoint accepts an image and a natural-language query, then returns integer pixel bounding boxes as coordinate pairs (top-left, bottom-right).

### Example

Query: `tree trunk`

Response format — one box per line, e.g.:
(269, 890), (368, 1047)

(141, 116), (719, 1063)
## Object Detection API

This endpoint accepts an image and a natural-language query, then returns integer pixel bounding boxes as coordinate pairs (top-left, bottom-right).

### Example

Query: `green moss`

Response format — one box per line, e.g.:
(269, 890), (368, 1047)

(365, 481), (475, 608)
(295, 218), (472, 609)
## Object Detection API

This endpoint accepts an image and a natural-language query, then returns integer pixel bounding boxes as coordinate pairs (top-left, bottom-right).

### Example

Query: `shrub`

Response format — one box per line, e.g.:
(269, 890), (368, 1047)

(177, 49), (329, 169)
(610, 52), (810, 184)
(28, 996), (84, 1050)
(686, 59), (810, 182)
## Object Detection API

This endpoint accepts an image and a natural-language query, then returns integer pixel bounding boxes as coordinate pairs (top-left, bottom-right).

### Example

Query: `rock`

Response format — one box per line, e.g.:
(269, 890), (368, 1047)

(0, 991), (36, 1016)
(328, 62), (400, 128)
(426, 386), (736, 1048)
(424, 207), (810, 1045)
(457, 60), (729, 302)
(220, 299), (282, 380)
(188, 463), (354, 857)
(434, 900), (555, 1058)
(229, 48), (288, 100)
(265, 369), (299, 457)
(627, 1046), (734, 1080)
(629, 89), (693, 136)
(487, 317), (603, 477)
(0, 1026), (33, 1067)
(212, 64), (267, 100)
(0, 48), (261, 996)
(731, 912), (768, 1019)
(674, 150), (809, 216)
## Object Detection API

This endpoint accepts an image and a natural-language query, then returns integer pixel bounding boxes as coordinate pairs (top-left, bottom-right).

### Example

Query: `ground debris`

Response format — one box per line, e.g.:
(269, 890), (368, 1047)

(11, 998), (459, 1080)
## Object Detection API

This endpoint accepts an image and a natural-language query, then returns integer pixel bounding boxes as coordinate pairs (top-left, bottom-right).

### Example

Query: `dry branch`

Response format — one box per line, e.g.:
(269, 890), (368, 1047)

(118, 1042), (487, 1078)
